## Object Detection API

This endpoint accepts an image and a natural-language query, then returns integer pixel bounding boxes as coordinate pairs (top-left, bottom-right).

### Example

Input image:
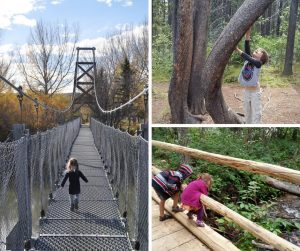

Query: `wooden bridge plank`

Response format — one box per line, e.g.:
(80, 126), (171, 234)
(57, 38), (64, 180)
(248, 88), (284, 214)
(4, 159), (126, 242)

(152, 199), (210, 251)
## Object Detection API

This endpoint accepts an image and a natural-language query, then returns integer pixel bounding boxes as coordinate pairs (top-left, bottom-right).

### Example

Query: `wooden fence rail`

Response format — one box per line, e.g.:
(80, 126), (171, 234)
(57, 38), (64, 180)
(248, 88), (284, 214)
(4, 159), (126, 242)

(152, 140), (300, 185)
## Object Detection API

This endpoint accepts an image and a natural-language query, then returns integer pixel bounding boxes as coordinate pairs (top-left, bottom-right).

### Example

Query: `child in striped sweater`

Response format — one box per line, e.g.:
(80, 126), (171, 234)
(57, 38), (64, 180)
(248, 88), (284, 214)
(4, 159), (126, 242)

(152, 163), (193, 221)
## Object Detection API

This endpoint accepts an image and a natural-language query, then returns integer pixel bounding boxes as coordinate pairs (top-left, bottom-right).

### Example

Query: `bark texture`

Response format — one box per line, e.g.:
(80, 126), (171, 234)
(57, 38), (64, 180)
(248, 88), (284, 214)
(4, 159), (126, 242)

(188, 0), (211, 115)
(283, 0), (299, 76)
(169, 0), (275, 124)
(169, 0), (199, 123)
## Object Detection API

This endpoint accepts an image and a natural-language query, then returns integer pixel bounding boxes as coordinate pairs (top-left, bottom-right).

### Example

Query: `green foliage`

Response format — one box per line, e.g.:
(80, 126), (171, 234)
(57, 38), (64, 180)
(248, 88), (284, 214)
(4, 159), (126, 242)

(152, 0), (173, 82)
(153, 128), (300, 249)
(153, 1), (300, 85)
(152, 31), (173, 82)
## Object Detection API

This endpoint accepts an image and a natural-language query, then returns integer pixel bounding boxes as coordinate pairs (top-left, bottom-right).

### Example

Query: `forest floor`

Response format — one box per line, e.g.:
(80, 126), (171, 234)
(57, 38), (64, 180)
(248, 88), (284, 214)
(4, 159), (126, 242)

(152, 82), (300, 124)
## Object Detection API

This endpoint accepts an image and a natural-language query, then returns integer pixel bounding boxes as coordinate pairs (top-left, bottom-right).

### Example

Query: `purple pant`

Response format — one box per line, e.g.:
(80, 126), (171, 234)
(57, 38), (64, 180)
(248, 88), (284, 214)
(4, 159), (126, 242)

(197, 207), (204, 221)
(188, 206), (204, 221)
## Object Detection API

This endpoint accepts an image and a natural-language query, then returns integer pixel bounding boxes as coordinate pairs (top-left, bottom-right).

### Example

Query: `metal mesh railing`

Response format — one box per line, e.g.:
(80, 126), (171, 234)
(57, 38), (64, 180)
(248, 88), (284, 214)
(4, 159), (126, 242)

(90, 118), (148, 250)
(0, 118), (80, 251)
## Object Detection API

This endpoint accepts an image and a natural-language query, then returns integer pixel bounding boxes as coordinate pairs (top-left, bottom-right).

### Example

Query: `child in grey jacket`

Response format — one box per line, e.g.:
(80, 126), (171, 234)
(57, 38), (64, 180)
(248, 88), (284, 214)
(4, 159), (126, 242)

(235, 27), (268, 124)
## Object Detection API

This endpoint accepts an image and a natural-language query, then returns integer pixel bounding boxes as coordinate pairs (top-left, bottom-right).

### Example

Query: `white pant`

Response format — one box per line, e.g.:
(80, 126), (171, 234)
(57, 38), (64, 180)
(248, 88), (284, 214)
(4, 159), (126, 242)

(244, 90), (262, 124)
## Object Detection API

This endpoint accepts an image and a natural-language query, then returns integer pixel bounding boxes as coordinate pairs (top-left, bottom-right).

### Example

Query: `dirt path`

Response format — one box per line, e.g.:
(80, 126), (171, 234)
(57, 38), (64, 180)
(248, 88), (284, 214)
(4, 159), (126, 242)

(152, 82), (300, 124)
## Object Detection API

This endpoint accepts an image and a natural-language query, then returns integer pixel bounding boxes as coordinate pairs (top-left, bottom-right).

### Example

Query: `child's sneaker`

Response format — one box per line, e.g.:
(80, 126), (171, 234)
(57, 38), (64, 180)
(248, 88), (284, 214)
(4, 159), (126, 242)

(196, 220), (205, 227)
(172, 206), (184, 213)
(186, 211), (194, 219)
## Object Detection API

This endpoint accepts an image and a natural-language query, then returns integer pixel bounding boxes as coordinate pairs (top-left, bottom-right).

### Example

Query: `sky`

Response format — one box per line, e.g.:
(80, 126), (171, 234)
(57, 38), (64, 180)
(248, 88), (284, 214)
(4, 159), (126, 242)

(0, 0), (148, 50)
(0, 0), (148, 92)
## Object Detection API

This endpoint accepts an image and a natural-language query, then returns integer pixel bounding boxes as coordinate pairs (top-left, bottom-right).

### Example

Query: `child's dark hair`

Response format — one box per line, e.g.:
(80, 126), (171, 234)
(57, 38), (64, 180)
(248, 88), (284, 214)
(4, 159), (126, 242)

(259, 48), (269, 65)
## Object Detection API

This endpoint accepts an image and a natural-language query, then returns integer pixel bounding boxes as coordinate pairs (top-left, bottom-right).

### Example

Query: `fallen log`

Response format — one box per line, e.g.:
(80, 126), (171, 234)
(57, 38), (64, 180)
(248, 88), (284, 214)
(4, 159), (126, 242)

(200, 194), (300, 251)
(152, 140), (300, 185)
(264, 177), (300, 196)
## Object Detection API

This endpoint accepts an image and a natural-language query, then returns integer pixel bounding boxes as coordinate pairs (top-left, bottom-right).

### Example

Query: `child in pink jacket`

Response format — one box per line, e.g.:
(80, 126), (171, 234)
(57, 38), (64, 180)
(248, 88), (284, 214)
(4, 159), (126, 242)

(181, 173), (213, 227)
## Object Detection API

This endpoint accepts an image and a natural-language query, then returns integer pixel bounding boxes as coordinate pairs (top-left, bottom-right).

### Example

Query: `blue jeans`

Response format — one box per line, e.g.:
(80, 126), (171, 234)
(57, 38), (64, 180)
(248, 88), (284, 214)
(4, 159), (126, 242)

(69, 194), (79, 207)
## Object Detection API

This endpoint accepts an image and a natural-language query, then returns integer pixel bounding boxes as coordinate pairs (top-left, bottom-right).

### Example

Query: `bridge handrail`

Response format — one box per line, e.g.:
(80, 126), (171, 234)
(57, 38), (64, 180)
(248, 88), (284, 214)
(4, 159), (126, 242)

(152, 166), (300, 251)
(0, 118), (81, 250)
(152, 140), (300, 185)
(90, 118), (148, 251)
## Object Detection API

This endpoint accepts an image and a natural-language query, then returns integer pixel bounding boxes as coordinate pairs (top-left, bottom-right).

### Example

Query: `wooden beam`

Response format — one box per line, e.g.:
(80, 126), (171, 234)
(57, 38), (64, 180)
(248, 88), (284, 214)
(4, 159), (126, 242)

(152, 166), (300, 251)
(200, 194), (300, 251)
(152, 140), (300, 185)
(152, 191), (240, 251)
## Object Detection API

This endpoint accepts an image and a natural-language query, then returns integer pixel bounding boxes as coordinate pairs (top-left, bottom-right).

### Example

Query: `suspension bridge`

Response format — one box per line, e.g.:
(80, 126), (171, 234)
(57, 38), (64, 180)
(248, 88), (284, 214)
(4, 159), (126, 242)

(0, 47), (148, 250)
(152, 141), (300, 251)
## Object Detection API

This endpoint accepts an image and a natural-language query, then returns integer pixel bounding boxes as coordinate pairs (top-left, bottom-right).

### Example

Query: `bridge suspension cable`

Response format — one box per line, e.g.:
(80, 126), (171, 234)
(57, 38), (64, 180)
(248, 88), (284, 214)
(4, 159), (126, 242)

(93, 81), (148, 114)
(0, 75), (76, 114)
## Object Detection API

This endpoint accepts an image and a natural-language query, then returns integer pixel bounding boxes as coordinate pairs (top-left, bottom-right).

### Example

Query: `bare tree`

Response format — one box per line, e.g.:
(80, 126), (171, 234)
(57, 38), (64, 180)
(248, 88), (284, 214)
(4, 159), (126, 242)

(0, 32), (13, 93)
(0, 57), (13, 93)
(95, 24), (148, 126)
(18, 20), (79, 96)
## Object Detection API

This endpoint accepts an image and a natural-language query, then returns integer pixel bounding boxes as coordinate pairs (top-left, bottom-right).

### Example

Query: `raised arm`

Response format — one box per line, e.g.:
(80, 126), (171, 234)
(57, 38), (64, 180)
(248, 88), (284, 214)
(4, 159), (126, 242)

(241, 53), (262, 68)
(244, 27), (251, 55)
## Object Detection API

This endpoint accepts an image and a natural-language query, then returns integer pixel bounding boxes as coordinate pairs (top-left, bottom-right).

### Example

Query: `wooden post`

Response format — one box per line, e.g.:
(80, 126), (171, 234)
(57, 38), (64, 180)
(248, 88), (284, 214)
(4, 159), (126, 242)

(152, 140), (300, 185)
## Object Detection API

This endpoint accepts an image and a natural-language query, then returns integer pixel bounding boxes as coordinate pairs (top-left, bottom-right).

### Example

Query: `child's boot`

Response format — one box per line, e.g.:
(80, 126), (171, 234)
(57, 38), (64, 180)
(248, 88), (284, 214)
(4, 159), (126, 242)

(74, 202), (78, 210)
(70, 203), (75, 212)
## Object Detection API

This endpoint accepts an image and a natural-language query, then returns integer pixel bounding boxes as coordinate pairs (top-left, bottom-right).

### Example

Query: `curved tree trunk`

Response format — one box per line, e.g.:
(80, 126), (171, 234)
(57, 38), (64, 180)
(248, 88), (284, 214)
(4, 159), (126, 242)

(204, 0), (275, 123)
(169, 0), (274, 124)
(188, 0), (211, 116)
